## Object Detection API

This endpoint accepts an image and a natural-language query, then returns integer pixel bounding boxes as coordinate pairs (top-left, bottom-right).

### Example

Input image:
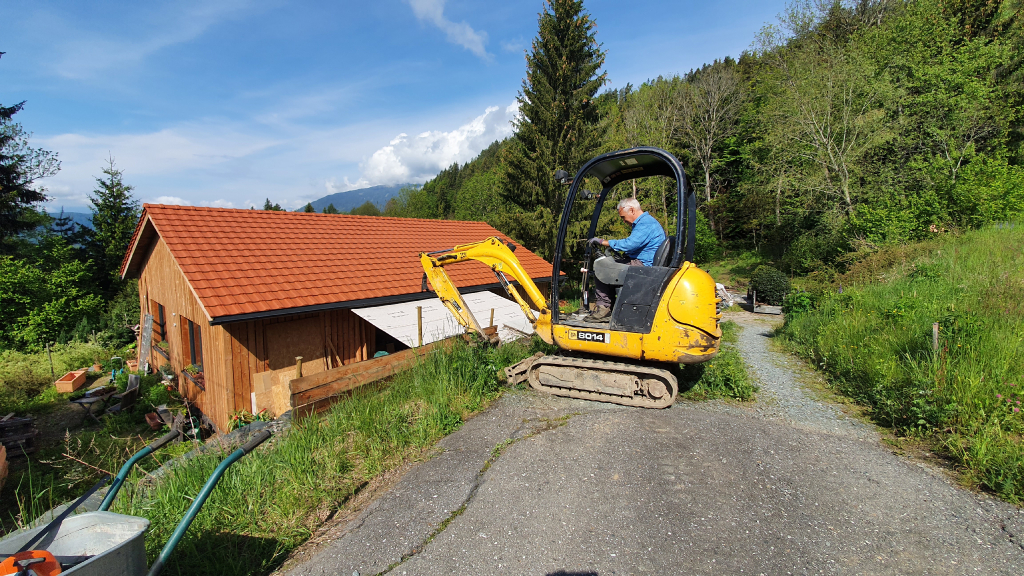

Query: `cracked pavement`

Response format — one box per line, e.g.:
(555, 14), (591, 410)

(277, 316), (1024, 576)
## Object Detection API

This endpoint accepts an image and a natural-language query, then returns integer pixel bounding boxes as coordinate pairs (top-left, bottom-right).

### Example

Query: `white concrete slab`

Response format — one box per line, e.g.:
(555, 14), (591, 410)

(352, 291), (536, 348)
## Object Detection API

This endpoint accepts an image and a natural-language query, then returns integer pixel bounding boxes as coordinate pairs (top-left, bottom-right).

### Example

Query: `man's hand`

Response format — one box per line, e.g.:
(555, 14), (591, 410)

(588, 237), (607, 247)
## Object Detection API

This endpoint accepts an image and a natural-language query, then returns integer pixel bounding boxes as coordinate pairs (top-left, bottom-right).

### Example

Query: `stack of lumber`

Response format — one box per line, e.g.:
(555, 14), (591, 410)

(0, 414), (39, 458)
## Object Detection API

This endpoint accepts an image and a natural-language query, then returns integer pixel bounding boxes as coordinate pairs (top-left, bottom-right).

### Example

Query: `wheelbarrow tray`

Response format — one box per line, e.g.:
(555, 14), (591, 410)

(0, 511), (149, 576)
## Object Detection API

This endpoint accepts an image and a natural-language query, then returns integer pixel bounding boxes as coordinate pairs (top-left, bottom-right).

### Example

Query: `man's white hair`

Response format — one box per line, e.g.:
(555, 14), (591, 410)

(617, 197), (641, 211)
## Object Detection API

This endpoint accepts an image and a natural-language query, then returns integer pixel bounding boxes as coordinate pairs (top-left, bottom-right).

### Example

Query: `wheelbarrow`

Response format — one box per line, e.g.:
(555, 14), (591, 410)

(0, 430), (272, 576)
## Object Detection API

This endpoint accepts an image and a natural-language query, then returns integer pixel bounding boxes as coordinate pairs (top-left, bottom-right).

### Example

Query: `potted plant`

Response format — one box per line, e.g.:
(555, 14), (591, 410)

(184, 363), (205, 388)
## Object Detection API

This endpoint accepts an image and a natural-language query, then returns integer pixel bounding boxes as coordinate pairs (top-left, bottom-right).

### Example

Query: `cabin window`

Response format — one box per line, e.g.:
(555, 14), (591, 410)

(179, 315), (204, 370)
(149, 300), (169, 362)
(149, 300), (166, 341)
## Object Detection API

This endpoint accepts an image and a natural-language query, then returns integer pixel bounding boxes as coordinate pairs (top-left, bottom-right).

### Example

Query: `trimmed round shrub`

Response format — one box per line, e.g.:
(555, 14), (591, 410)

(750, 265), (790, 305)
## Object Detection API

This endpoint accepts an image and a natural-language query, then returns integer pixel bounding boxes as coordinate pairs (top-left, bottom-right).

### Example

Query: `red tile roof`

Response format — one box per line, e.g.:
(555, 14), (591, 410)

(121, 205), (553, 322)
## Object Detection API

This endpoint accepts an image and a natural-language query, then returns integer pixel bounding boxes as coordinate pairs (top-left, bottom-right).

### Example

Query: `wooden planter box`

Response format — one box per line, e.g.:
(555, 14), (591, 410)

(55, 369), (88, 393)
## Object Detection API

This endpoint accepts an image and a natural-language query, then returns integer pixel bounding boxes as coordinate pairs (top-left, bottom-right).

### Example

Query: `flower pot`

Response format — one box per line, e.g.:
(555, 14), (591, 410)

(145, 413), (163, 430)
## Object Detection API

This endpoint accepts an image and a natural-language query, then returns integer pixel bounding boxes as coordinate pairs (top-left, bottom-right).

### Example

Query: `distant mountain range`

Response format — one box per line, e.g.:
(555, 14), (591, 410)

(302, 184), (415, 213)
(45, 211), (94, 230)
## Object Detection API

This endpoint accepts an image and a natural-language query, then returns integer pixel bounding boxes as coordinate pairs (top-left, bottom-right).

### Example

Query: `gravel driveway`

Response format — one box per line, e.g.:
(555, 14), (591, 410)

(278, 313), (1024, 576)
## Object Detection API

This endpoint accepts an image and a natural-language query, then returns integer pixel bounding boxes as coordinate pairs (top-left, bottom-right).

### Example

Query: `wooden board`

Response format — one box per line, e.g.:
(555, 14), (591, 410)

(290, 338), (451, 414)
(0, 444), (7, 493)
(264, 316), (326, 373)
(251, 368), (295, 417)
(139, 314), (153, 372)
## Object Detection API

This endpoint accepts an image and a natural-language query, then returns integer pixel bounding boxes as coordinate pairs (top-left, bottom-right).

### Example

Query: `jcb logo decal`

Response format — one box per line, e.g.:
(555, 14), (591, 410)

(568, 330), (607, 343)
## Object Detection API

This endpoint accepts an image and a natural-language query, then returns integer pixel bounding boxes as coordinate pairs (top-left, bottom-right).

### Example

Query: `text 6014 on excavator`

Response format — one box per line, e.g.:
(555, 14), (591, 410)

(420, 147), (721, 408)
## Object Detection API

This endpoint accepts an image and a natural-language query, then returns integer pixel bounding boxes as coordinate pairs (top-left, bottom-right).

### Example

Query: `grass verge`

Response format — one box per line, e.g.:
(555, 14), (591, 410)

(778, 223), (1024, 502)
(702, 250), (770, 289)
(680, 320), (757, 401)
(1, 372), (195, 533)
(102, 338), (540, 576)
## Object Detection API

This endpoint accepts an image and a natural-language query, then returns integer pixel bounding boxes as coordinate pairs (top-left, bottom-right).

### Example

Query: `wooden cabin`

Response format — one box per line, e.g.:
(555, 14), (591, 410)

(120, 205), (553, 431)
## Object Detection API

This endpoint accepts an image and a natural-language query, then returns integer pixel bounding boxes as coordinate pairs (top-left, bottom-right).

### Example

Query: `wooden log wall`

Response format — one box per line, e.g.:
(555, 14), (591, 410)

(224, 308), (376, 417)
(137, 239), (232, 432)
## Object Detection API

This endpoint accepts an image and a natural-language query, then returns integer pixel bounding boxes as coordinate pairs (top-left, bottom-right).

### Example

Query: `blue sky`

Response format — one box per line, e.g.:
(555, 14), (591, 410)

(2, 0), (789, 212)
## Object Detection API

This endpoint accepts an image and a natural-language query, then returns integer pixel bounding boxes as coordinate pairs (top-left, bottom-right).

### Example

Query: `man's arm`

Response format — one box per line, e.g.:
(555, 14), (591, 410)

(607, 230), (647, 254)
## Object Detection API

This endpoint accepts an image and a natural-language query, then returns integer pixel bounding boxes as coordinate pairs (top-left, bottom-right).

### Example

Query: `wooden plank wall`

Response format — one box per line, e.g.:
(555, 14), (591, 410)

(224, 309), (376, 416)
(137, 240), (233, 431)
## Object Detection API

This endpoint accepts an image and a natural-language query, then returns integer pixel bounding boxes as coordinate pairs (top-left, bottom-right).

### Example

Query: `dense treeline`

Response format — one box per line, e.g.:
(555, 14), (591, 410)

(3, 0), (1020, 350)
(386, 0), (1023, 276)
(1, 52), (142, 351)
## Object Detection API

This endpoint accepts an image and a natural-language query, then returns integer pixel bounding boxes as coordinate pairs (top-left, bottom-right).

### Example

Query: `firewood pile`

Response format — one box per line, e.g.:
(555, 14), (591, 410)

(0, 414), (39, 459)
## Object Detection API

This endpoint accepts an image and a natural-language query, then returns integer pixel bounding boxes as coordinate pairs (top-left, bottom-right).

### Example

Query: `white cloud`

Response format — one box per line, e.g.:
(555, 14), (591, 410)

(34, 99), (517, 209)
(500, 38), (526, 54)
(406, 0), (491, 60)
(337, 103), (516, 190)
(153, 196), (191, 205)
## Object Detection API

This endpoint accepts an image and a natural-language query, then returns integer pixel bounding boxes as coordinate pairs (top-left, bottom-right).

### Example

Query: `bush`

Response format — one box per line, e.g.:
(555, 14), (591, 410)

(750, 265), (790, 305)
(782, 291), (814, 315)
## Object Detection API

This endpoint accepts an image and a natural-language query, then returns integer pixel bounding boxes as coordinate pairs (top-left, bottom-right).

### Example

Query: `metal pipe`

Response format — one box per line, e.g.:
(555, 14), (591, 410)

(146, 430), (271, 576)
(99, 430), (179, 511)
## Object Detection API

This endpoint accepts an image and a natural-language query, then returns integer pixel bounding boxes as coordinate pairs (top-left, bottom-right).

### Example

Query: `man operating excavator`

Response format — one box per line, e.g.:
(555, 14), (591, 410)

(584, 197), (667, 323)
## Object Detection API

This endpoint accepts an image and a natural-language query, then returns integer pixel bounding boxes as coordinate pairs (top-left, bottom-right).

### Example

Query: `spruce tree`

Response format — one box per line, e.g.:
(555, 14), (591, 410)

(86, 159), (140, 298)
(1, 54), (60, 255)
(303, 202), (315, 213)
(499, 0), (606, 259)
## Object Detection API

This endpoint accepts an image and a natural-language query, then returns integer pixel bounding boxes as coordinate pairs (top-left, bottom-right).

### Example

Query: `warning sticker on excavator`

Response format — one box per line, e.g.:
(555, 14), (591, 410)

(568, 329), (607, 343)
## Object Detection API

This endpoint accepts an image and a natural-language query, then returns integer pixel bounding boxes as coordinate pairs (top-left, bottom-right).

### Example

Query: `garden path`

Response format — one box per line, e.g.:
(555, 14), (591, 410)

(278, 313), (1024, 576)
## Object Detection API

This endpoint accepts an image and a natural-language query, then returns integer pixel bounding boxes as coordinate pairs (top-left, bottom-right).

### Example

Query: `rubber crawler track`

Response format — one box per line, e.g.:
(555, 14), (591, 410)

(524, 355), (678, 409)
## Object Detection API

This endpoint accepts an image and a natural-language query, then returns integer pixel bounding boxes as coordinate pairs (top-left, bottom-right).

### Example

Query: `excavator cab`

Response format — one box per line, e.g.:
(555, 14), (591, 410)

(545, 148), (721, 360)
(553, 147), (696, 332)
(420, 147), (720, 408)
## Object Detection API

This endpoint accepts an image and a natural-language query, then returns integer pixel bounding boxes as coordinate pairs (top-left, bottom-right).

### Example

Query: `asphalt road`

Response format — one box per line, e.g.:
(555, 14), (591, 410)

(278, 314), (1024, 576)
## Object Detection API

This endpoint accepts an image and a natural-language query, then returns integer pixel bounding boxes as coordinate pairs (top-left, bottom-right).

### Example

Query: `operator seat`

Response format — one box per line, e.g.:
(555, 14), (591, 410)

(592, 237), (676, 288)
(651, 236), (676, 268)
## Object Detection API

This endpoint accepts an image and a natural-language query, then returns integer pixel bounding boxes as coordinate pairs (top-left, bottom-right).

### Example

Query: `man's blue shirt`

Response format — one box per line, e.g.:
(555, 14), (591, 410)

(608, 211), (666, 266)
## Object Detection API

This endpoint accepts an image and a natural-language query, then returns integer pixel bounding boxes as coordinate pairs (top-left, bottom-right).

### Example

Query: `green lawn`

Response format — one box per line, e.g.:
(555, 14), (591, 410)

(779, 223), (1024, 502)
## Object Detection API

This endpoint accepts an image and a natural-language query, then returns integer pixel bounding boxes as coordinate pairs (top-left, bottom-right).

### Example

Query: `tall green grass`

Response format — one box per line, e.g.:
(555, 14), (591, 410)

(680, 321), (757, 401)
(0, 372), (194, 534)
(109, 338), (538, 576)
(0, 341), (118, 413)
(780, 223), (1024, 502)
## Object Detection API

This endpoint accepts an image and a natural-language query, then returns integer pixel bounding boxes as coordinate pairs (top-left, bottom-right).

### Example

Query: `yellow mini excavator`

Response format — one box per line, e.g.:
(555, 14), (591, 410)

(420, 147), (721, 408)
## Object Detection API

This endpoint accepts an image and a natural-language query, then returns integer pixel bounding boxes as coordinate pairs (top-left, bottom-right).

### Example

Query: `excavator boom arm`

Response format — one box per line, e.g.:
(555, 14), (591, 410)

(420, 237), (550, 335)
